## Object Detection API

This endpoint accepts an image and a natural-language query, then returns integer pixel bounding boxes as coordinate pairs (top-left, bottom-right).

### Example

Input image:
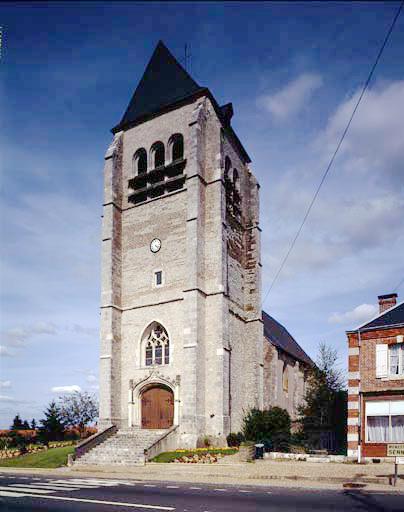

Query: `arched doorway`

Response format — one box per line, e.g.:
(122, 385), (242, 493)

(141, 385), (174, 429)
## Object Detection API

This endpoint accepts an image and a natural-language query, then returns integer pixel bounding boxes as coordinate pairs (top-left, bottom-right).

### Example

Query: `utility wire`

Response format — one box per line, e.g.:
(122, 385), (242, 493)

(261, 1), (403, 308)
(393, 275), (404, 293)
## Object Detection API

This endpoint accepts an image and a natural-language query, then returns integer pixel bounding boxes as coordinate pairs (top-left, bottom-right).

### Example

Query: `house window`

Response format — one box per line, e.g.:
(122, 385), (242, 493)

(389, 344), (404, 376)
(154, 270), (163, 287)
(376, 343), (404, 378)
(142, 322), (170, 367)
(366, 400), (404, 443)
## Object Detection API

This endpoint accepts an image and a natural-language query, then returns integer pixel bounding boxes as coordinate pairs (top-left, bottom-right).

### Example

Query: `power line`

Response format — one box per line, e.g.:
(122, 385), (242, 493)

(261, 1), (403, 308)
(393, 275), (404, 293)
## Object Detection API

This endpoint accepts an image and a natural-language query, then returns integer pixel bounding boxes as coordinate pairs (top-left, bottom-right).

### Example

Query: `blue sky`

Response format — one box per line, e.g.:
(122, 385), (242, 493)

(1, 2), (403, 428)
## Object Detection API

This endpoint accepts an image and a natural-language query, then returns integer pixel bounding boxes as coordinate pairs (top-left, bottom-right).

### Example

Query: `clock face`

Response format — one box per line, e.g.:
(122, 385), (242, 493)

(150, 238), (161, 253)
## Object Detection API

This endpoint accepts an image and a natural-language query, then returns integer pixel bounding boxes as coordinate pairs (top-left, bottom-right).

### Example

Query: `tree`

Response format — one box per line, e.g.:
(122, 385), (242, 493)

(22, 420), (30, 430)
(10, 414), (24, 430)
(39, 401), (66, 442)
(31, 419), (37, 430)
(59, 391), (98, 438)
(242, 407), (291, 452)
(298, 342), (347, 453)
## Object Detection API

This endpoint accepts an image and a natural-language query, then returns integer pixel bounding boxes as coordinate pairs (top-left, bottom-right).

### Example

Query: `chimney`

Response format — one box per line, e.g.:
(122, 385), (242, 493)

(378, 293), (398, 314)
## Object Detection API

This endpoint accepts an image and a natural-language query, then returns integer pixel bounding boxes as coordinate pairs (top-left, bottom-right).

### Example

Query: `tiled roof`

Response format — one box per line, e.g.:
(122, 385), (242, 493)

(359, 302), (404, 330)
(262, 310), (313, 365)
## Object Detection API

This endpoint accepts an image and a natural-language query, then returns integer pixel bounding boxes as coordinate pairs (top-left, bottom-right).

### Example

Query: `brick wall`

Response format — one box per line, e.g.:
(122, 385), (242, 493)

(346, 326), (404, 458)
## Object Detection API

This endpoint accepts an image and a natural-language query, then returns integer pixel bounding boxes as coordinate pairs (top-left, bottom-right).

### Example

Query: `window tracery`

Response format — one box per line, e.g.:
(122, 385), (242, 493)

(143, 322), (170, 366)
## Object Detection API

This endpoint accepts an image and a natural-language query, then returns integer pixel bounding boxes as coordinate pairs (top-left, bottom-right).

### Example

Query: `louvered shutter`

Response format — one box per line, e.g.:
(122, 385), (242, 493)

(375, 344), (388, 378)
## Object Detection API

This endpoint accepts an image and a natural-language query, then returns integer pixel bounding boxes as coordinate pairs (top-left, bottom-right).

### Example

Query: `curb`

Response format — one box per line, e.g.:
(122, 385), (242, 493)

(0, 466), (402, 490)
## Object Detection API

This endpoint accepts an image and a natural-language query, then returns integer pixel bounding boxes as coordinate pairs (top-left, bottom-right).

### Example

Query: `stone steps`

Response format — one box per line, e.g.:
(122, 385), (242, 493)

(74, 428), (167, 466)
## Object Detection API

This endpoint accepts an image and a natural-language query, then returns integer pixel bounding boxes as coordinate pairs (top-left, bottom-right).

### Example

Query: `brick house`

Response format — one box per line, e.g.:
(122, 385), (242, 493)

(347, 293), (404, 461)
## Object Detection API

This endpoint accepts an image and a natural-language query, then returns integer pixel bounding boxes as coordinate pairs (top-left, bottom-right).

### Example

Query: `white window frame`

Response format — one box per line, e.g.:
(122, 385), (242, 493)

(388, 343), (404, 377)
(365, 400), (404, 443)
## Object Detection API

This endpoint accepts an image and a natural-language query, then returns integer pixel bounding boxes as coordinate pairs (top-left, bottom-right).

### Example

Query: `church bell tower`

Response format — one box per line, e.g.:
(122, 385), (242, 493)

(98, 41), (263, 447)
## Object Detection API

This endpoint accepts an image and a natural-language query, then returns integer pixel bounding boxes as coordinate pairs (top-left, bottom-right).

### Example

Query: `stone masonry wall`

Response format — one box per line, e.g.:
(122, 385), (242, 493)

(99, 92), (264, 444)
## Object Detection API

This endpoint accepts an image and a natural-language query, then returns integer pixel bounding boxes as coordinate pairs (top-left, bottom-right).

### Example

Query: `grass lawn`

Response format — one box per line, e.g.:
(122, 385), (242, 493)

(0, 446), (75, 468)
(151, 448), (238, 463)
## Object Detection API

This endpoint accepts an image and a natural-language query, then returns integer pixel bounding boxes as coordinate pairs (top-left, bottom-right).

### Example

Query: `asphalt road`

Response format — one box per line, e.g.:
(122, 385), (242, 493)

(0, 473), (403, 511)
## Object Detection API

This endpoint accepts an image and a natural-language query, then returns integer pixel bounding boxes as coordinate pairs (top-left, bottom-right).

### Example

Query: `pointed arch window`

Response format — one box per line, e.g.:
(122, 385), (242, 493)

(151, 142), (165, 169)
(142, 322), (170, 367)
(134, 148), (147, 176)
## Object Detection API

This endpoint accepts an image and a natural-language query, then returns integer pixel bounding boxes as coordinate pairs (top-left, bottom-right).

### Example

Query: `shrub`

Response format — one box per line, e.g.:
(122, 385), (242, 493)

(271, 431), (290, 452)
(64, 429), (80, 441)
(201, 436), (210, 448)
(226, 432), (245, 447)
(0, 437), (10, 450)
(8, 431), (27, 451)
(242, 407), (291, 450)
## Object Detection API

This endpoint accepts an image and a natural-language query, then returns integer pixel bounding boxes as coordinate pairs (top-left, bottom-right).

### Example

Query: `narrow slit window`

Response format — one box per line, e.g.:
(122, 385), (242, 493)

(155, 271), (163, 286)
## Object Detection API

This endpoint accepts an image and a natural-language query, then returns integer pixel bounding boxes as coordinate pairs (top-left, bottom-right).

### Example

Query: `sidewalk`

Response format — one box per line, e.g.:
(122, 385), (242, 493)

(1, 459), (403, 492)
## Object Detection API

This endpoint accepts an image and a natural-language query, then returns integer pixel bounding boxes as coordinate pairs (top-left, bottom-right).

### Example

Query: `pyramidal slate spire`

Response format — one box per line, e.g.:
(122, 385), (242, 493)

(113, 41), (206, 132)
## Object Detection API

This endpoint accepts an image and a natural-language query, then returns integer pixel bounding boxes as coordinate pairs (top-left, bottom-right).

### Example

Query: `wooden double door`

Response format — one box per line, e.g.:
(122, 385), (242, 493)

(141, 386), (174, 429)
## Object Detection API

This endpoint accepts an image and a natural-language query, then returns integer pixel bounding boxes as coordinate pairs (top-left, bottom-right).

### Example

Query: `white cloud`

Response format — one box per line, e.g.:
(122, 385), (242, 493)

(0, 395), (14, 402)
(51, 385), (81, 394)
(86, 375), (97, 383)
(0, 345), (14, 357)
(316, 80), (404, 183)
(2, 323), (57, 348)
(71, 324), (98, 337)
(258, 73), (323, 120)
(328, 303), (378, 325)
(262, 79), (404, 287)
(0, 381), (11, 389)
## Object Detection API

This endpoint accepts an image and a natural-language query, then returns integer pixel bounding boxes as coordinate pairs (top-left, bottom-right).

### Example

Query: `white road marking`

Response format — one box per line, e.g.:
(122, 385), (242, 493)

(166, 485), (179, 488)
(0, 491), (28, 497)
(0, 492), (175, 509)
(0, 486), (52, 494)
(50, 479), (114, 487)
(214, 488), (227, 491)
(144, 484), (156, 487)
(11, 483), (80, 491)
(189, 487), (201, 490)
(66, 478), (131, 485)
(239, 490), (252, 493)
